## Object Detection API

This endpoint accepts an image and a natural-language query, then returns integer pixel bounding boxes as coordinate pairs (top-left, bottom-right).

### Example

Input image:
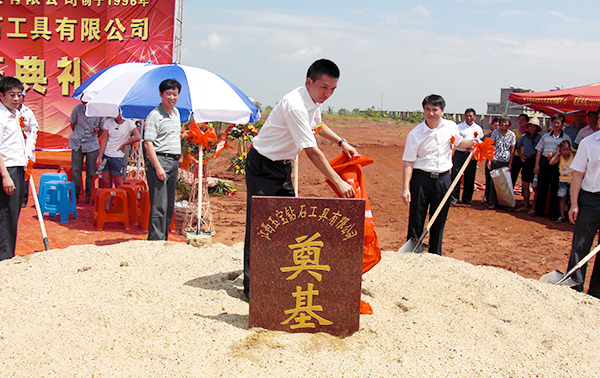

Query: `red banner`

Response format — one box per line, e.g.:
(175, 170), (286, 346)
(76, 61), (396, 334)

(0, 0), (176, 149)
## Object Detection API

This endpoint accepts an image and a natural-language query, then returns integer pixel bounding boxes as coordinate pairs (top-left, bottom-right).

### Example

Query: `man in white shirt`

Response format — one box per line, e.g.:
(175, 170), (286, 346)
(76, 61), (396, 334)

(0, 77), (28, 261)
(17, 90), (39, 208)
(450, 108), (483, 205)
(566, 122), (600, 299)
(401, 95), (480, 255)
(243, 59), (357, 298)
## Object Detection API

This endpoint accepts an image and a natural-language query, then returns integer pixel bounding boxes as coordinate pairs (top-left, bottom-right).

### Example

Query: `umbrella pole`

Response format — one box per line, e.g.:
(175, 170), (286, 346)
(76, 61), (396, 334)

(294, 156), (299, 197)
(197, 147), (203, 234)
(136, 120), (145, 180)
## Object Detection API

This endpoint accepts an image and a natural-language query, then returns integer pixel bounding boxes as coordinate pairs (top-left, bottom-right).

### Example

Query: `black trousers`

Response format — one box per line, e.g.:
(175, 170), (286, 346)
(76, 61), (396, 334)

(451, 150), (477, 203)
(145, 155), (179, 241)
(0, 166), (25, 261)
(243, 147), (295, 297)
(511, 155), (523, 187)
(534, 157), (560, 218)
(71, 147), (99, 201)
(567, 190), (600, 298)
(407, 170), (451, 255)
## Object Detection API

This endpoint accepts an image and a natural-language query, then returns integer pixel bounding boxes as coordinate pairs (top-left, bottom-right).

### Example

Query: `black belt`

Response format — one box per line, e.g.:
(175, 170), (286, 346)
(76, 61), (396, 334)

(156, 152), (180, 159)
(275, 159), (293, 165)
(414, 169), (449, 179)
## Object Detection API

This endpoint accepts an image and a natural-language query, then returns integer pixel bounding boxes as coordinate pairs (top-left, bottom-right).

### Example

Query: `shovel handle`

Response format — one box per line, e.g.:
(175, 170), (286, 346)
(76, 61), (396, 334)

(424, 147), (478, 232)
(29, 179), (50, 251)
(557, 243), (600, 285)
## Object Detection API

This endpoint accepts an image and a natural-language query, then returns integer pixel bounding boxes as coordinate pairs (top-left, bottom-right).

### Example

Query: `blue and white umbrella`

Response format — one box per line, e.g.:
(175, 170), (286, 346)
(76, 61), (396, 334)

(73, 62), (260, 125)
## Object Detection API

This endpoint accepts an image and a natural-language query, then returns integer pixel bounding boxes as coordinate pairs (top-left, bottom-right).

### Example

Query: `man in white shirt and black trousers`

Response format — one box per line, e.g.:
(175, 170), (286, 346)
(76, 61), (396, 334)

(566, 121), (600, 299)
(243, 59), (357, 299)
(401, 95), (480, 255)
(450, 108), (483, 205)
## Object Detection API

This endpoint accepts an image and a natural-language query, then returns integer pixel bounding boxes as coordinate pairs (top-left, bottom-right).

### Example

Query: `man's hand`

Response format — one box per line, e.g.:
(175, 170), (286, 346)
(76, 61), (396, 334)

(2, 174), (15, 196)
(155, 165), (167, 181)
(341, 143), (358, 160)
(401, 187), (411, 205)
(335, 180), (356, 198)
(569, 205), (579, 224)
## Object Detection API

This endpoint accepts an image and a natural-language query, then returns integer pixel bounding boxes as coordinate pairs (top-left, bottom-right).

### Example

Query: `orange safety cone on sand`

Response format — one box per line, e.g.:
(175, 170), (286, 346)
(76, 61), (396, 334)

(326, 153), (381, 314)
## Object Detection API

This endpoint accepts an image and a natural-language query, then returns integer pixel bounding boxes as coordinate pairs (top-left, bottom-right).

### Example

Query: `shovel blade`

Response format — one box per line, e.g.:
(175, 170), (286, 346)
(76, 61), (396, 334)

(539, 270), (579, 287)
(398, 238), (429, 254)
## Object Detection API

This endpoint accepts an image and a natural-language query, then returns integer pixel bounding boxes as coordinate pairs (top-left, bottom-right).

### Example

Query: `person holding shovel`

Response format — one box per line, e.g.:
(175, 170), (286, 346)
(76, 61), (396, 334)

(565, 125), (600, 299)
(243, 59), (357, 299)
(401, 94), (480, 255)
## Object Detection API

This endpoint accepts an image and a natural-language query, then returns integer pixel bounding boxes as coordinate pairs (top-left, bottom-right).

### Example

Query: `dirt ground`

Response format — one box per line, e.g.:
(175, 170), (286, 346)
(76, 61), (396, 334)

(206, 115), (596, 291)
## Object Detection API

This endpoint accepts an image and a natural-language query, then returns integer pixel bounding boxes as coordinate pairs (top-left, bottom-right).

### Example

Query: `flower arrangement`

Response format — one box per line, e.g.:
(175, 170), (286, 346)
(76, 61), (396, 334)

(229, 152), (246, 175)
(227, 123), (258, 142)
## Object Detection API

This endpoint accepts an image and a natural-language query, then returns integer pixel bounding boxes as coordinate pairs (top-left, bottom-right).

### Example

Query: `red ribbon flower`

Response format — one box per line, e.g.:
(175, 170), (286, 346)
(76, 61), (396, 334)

(472, 137), (495, 162)
(449, 135), (455, 146)
(188, 119), (217, 148)
(313, 121), (324, 135)
(19, 116), (29, 140)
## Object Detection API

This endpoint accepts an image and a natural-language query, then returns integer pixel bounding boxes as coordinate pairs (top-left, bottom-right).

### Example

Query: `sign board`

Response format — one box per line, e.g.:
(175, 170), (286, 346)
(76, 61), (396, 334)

(249, 196), (365, 336)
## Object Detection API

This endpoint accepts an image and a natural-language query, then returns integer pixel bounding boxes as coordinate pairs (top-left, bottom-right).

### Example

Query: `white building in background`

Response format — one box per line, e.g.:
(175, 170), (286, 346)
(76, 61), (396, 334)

(487, 87), (535, 115)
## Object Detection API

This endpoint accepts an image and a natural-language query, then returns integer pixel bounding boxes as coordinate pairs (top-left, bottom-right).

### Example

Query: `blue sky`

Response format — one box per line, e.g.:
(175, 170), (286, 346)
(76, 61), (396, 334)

(180, 1), (600, 114)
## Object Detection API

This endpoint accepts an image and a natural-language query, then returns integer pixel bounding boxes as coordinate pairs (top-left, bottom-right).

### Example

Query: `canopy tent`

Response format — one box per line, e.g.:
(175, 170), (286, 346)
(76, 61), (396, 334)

(507, 83), (600, 119)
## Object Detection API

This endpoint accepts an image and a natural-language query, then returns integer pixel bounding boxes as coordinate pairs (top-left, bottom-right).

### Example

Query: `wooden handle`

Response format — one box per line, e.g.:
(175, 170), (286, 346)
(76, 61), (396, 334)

(424, 147), (477, 232)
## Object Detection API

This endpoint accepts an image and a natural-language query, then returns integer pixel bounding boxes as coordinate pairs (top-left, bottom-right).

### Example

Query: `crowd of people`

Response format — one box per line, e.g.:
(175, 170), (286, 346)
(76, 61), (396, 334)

(447, 109), (600, 298)
(2, 64), (599, 299)
(0, 75), (178, 264)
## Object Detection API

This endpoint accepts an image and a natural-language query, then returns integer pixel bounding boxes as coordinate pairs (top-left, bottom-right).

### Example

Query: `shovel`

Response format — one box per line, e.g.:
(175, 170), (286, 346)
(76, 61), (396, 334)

(399, 147), (477, 253)
(540, 243), (600, 286)
(29, 179), (50, 251)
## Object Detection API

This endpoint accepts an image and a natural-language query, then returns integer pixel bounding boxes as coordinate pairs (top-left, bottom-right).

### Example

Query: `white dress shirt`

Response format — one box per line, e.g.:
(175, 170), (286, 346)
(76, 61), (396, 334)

(0, 102), (28, 168)
(252, 86), (319, 161)
(402, 119), (463, 173)
(455, 121), (483, 152)
(570, 130), (600, 193)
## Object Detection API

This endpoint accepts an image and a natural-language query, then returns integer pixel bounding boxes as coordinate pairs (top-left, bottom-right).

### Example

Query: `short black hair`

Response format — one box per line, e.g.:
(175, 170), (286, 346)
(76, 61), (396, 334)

(551, 113), (565, 123)
(500, 117), (512, 127)
(492, 116), (501, 124)
(422, 94), (445, 110)
(159, 79), (181, 94)
(465, 108), (476, 116)
(0, 76), (24, 94)
(559, 139), (571, 149)
(307, 59), (339, 81)
(519, 113), (530, 122)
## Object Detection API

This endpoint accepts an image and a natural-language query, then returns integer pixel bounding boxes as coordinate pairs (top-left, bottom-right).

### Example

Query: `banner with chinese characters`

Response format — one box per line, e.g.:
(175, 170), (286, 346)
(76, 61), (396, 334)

(249, 196), (365, 336)
(0, 0), (176, 150)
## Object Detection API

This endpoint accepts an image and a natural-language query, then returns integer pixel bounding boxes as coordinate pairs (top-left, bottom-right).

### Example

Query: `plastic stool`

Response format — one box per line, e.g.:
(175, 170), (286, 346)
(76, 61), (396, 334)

(39, 180), (77, 223)
(118, 184), (142, 226)
(123, 179), (148, 191)
(93, 188), (130, 230)
(38, 173), (68, 204)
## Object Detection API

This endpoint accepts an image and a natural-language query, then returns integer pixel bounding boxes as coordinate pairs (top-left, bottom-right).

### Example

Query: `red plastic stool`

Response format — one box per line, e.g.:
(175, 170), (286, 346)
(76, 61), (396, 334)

(93, 188), (130, 230)
(118, 184), (141, 226)
(123, 179), (148, 191)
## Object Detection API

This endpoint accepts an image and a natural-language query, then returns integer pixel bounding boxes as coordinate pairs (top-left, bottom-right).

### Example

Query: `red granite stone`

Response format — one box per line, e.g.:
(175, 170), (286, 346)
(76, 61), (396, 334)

(248, 196), (365, 336)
